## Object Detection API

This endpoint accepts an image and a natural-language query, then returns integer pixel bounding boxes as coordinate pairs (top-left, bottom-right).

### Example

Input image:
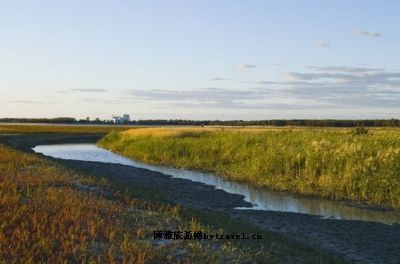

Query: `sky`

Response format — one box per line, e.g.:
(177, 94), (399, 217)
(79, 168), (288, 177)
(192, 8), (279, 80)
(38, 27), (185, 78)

(1, 0), (399, 120)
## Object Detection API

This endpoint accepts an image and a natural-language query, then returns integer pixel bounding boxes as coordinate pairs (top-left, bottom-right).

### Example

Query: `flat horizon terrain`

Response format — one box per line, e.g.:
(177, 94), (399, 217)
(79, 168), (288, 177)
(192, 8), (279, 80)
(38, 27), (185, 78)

(2, 1), (400, 263)
(2, 125), (400, 263)
(0, 126), (350, 263)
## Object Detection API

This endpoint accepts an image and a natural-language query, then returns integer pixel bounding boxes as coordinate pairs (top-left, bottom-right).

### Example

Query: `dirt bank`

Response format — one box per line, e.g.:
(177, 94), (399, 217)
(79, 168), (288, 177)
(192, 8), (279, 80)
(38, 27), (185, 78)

(2, 134), (399, 264)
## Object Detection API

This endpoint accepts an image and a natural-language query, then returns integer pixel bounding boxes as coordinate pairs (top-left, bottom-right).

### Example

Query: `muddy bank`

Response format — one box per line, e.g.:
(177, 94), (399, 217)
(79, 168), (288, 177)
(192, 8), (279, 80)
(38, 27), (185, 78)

(57, 160), (400, 264)
(2, 134), (400, 263)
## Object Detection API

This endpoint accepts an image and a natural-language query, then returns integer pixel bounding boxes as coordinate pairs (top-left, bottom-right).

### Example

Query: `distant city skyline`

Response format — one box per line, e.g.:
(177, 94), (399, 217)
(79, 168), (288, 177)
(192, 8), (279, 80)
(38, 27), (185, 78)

(1, 1), (399, 120)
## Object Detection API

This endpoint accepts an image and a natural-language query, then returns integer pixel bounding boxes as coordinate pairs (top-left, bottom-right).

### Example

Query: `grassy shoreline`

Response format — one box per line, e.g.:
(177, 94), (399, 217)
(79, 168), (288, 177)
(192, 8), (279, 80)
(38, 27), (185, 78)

(0, 131), (344, 263)
(98, 127), (400, 209)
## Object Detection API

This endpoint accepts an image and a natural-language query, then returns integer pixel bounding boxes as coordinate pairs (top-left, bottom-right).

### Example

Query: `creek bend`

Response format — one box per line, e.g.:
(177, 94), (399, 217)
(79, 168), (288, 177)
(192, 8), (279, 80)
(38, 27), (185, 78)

(32, 143), (400, 225)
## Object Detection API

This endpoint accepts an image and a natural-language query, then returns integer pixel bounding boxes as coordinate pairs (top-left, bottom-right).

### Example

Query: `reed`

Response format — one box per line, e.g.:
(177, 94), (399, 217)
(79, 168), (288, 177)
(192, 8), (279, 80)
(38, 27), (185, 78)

(0, 143), (340, 263)
(99, 127), (400, 208)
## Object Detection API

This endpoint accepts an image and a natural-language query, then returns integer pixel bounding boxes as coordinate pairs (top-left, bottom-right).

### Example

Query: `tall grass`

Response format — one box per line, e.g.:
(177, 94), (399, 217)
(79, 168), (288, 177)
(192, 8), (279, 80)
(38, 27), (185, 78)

(0, 144), (167, 262)
(99, 127), (400, 209)
(1, 143), (340, 263)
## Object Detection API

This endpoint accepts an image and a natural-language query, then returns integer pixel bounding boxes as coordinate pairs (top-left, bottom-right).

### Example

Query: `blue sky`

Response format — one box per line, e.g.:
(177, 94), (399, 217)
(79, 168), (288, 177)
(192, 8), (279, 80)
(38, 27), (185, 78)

(1, 0), (399, 120)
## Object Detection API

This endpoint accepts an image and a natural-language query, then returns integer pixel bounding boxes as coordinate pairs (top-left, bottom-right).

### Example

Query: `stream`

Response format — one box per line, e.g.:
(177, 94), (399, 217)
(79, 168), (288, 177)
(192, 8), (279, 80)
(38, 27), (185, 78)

(32, 143), (400, 225)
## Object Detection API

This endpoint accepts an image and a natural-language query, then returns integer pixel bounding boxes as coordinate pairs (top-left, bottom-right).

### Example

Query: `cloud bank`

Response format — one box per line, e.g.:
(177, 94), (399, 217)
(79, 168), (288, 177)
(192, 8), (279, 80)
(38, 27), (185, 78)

(124, 66), (400, 111)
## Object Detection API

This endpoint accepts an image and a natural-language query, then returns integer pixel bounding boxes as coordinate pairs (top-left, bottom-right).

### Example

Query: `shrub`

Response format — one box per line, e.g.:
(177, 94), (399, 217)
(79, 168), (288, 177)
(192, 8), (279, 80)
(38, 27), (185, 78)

(352, 126), (369, 136)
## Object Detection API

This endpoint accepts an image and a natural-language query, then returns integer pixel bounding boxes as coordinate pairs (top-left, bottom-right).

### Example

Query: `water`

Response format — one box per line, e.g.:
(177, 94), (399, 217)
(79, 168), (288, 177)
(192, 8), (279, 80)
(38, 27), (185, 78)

(32, 143), (400, 225)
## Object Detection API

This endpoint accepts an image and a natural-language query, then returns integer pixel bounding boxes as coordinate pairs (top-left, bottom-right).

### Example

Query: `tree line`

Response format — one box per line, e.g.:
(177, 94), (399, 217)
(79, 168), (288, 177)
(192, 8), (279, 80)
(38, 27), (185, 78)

(1, 118), (399, 127)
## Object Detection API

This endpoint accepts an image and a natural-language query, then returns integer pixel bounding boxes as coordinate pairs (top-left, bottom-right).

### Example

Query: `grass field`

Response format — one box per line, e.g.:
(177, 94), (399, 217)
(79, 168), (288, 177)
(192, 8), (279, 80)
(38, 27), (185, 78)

(0, 132), (343, 263)
(0, 124), (133, 134)
(99, 127), (400, 209)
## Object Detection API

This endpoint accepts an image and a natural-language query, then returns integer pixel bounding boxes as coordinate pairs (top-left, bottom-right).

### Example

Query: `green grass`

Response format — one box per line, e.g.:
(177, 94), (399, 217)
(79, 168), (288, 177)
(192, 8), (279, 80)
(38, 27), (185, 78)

(0, 142), (344, 263)
(98, 127), (400, 209)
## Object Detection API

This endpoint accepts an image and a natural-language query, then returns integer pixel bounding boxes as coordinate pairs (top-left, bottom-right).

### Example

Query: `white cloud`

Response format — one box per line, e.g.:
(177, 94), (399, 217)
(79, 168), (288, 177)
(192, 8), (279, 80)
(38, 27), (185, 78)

(308, 66), (383, 73)
(354, 31), (382, 37)
(58, 88), (108, 93)
(211, 77), (230, 81)
(234, 64), (258, 70)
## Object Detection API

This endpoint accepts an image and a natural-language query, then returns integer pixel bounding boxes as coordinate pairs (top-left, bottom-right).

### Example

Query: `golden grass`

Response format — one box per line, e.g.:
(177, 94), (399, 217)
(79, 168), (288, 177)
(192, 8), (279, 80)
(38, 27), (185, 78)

(1, 143), (329, 263)
(121, 127), (218, 138)
(100, 127), (400, 208)
(0, 144), (162, 262)
(120, 126), (350, 138)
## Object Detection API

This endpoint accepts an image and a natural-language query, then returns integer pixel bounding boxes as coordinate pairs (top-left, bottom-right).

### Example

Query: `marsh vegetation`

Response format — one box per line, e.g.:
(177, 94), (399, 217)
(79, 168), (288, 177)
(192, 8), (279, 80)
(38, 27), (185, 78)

(0, 127), (344, 263)
(0, 144), (278, 263)
(99, 127), (400, 209)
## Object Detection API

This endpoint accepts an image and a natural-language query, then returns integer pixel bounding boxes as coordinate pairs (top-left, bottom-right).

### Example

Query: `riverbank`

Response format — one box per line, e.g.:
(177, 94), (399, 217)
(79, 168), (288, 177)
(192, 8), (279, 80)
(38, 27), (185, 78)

(2, 133), (400, 263)
(98, 127), (400, 209)
(0, 133), (344, 263)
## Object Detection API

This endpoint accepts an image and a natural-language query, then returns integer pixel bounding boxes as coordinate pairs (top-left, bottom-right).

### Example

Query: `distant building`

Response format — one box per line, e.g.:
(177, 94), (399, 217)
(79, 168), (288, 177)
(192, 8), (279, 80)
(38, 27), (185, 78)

(112, 114), (130, 123)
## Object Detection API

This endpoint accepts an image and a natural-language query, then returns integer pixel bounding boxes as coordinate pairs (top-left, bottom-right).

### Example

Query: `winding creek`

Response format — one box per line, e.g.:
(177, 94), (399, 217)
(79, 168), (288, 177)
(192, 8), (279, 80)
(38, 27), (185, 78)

(33, 143), (400, 225)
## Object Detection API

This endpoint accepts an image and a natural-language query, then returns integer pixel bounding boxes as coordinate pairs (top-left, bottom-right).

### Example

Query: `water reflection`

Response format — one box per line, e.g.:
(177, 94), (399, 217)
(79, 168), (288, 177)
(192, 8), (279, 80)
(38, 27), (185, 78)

(32, 143), (400, 225)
